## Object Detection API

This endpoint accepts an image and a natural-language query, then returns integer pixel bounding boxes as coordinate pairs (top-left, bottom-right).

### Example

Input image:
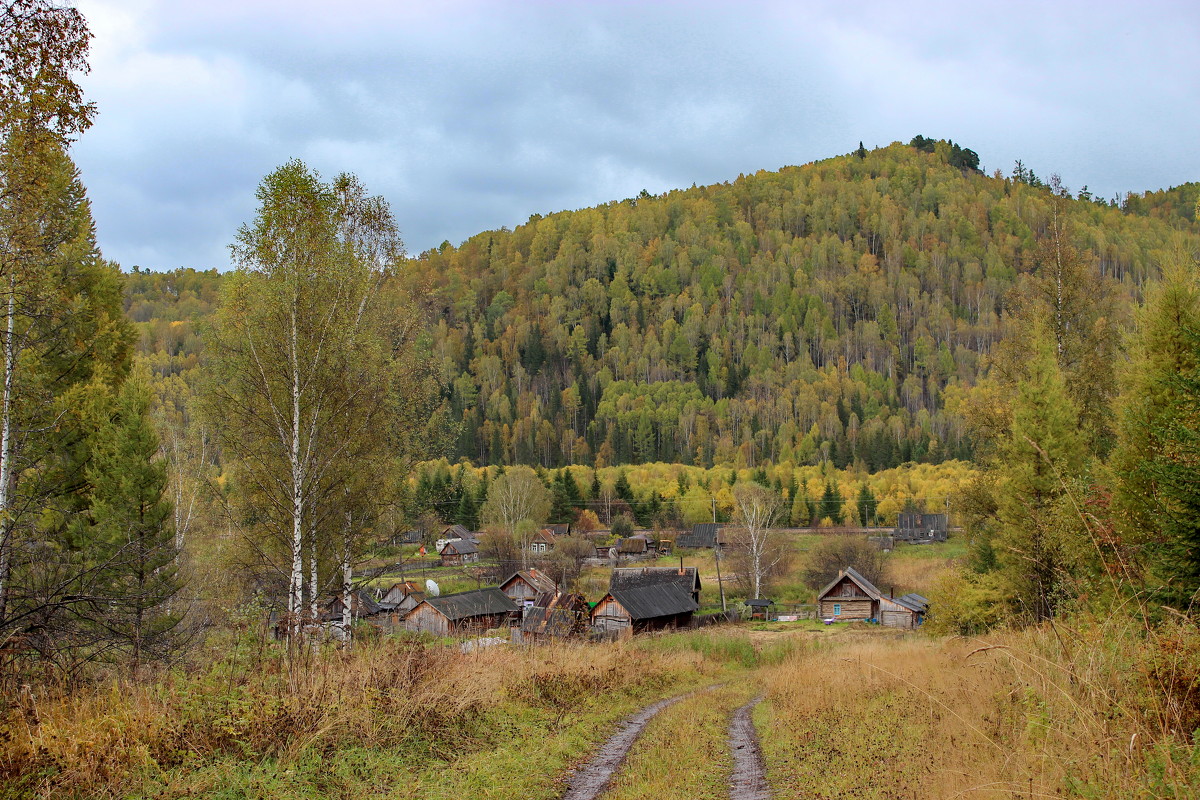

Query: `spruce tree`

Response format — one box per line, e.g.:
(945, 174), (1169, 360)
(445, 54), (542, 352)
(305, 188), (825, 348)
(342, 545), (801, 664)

(86, 370), (180, 672)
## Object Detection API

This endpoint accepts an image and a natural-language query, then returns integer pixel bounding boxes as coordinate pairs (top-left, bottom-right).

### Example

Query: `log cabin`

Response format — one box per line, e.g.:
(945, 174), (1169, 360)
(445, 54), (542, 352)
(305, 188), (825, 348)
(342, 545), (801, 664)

(439, 539), (479, 566)
(816, 567), (928, 629)
(591, 566), (701, 634)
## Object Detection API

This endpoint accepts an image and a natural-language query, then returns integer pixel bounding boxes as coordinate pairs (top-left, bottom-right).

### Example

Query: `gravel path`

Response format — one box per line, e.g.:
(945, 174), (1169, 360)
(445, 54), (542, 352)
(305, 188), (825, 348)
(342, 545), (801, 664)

(728, 697), (770, 800)
(559, 688), (708, 800)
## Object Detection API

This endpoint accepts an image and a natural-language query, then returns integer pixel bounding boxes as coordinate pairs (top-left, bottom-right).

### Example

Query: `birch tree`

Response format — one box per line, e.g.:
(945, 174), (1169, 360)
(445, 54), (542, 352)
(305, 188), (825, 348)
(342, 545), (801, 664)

(480, 466), (549, 569)
(729, 483), (787, 599)
(206, 161), (401, 646)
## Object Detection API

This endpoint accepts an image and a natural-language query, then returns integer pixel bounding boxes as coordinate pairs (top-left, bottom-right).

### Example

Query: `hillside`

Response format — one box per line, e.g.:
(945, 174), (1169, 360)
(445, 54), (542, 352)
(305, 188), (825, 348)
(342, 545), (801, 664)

(401, 139), (1199, 469)
(124, 141), (1200, 471)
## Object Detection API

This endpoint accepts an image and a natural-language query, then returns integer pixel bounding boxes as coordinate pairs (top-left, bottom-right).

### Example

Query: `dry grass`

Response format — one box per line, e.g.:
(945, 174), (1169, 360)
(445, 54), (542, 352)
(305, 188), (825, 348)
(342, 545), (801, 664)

(757, 617), (1200, 798)
(0, 635), (722, 799)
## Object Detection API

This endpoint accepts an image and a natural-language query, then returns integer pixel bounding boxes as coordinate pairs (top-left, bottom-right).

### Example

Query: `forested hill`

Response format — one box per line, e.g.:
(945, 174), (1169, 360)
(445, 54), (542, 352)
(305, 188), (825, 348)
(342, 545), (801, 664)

(401, 139), (1199, 469)
(124, 140), (1199, 472)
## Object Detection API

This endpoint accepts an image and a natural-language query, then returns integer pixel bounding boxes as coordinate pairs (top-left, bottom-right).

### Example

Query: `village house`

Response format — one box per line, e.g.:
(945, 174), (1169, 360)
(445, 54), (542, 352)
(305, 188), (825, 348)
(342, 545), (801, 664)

(499, 568), (557, 607)
(529, 528), (557, 554)
(591, 566), (701, 634)
(439, 538), (480, 566)
(517, 591), (591, 644)
(441, 523), (477, 542)
(379, 581), (425, 615)
(816, 567), (928, 629)
(402, 587), (518, 636)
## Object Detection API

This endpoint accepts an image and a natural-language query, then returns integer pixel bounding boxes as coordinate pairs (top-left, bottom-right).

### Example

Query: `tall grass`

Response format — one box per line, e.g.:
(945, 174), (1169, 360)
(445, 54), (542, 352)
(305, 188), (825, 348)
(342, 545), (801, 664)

(0, 635), (718, 799)
(756, 617), (1200, 798)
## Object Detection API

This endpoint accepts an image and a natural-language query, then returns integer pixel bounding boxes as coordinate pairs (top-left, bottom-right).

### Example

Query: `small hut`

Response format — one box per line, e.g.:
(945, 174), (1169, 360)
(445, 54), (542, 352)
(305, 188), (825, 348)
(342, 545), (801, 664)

(440, 539), (480, 566)
(499, 568), (557, 607)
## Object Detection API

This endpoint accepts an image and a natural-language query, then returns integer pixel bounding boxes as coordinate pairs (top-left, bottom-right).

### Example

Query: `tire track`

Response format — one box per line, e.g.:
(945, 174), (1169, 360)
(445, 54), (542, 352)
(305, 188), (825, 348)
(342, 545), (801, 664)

(728, 696), (770, 800)
(560, 686), (716, 800)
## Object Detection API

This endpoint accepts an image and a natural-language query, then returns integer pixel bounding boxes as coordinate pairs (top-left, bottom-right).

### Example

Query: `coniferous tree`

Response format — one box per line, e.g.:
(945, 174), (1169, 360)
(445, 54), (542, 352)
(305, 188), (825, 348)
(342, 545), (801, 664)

(85, 369), (180, 672)
(856, 483), (878, 528)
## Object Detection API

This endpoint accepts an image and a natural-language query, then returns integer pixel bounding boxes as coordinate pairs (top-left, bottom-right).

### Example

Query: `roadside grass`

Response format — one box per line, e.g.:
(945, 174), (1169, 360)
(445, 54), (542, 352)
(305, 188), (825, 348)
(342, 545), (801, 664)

(0, 634), (740, 800)
(604, 682), (759, 800)
(756, 618), (1200, 798)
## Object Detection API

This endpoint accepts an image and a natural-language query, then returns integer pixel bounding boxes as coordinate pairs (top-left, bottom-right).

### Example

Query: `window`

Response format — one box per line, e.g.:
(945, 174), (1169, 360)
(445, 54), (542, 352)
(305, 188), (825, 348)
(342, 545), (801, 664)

(833, 603), (841, 616)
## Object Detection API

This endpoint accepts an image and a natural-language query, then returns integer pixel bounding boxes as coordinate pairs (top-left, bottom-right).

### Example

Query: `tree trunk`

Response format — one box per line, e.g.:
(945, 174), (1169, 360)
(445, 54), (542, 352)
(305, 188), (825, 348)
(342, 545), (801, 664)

(0, 288), (17, 626)
(287, 310), (304, 643)
(341, 512), (352, 648)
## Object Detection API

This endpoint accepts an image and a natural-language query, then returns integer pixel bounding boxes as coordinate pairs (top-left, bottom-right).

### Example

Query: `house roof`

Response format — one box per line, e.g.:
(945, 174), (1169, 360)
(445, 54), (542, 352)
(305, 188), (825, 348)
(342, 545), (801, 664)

(611, 566), (702, 596)
(328, 589), (384, 617)
(440, 539), (479, 556)
(616, 537), (647, 554)
(410, 588), (517, 622)
(520, 592), (589, 636)
(442, 524), (473, 539)
(604, 583), (699, 620)
(896, 593), (930, 613)
(545, 523), (570, 537)
(500, 569), (557, 596)
(815, 566), (883, 602)
(676, 523), (722, 548)
(532, 529), (557, 545)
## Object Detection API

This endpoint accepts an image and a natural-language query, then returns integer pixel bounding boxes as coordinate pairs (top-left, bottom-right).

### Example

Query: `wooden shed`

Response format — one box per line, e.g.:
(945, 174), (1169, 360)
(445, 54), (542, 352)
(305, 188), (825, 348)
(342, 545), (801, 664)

(894, 513), (948, 542)
(402, 588), (517, 636)
(880, 593), (929, 629)
(499, 568), (557, 607)
(379, 581), (425, 615)
(440, 539), (480, 566)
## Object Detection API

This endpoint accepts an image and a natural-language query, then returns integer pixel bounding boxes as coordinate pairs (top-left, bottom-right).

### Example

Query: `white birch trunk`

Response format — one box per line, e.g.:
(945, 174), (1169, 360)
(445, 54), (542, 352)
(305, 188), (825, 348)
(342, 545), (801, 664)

(287, 311), (304, 641)
(341, 511), (352, 647)
(308, 524), (318, 624)
(0, 288), (15, 623)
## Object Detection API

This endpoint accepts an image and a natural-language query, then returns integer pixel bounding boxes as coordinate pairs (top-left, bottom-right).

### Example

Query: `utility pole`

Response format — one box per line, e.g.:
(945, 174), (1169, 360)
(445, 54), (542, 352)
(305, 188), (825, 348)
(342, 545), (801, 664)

(712, 496), (726, 613)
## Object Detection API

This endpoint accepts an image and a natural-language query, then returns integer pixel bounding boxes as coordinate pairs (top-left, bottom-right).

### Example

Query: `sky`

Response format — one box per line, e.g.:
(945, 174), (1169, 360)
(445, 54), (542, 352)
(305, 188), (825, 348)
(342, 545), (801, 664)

(71, 0), (1200, 271)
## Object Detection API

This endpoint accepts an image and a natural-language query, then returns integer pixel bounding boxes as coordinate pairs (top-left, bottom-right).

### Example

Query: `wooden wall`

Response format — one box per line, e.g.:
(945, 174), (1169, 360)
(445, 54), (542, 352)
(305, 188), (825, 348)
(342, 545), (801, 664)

(818, 598), (874, 620)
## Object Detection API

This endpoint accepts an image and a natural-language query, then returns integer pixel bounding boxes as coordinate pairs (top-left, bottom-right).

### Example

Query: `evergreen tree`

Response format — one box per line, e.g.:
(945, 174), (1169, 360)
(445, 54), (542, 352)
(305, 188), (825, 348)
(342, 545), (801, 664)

(614, 470), (633, 502)
(85, 369), (180, 672)
(856, 483), (878, 528)
(820, 482), (845, 524)
(1111, 265), (1200, 609)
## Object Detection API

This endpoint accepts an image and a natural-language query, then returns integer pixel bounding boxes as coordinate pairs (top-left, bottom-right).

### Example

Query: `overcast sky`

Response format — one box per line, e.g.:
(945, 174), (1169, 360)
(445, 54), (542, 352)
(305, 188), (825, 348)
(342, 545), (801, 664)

(71, 0), (1200, 271)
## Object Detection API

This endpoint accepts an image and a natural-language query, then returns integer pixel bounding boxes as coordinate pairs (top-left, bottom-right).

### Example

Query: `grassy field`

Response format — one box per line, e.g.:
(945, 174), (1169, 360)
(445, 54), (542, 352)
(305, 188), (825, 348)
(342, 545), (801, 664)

(2, 618), (1197, 798)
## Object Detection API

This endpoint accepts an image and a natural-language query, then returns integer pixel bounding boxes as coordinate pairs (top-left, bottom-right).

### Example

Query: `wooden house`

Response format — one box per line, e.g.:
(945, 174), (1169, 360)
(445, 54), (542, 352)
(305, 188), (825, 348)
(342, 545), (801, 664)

(499, 568), (557, 607)
(379, 581), (425, 615)
(591, 567), (701, 634)
(440, 539), (479, 566)
(816, 567), (879, 621)
(518, 591), (591, 643)
(529, 528), (557, 554)
(545, 523), (570, 537)
(614, 537), (648, 557)
(402, 588), (517, 636)
(816, 567), (928, 629)
(442, 524), (477, 542)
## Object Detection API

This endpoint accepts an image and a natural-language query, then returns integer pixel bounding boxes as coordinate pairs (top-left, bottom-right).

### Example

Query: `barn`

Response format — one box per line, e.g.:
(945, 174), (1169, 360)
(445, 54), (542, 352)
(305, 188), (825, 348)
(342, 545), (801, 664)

(402, 588), (517, 636)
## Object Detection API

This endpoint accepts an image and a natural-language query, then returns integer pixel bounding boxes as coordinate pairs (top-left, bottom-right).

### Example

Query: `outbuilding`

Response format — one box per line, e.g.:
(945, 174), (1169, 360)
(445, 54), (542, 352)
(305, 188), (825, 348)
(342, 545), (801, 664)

(440, 539), (479, 566)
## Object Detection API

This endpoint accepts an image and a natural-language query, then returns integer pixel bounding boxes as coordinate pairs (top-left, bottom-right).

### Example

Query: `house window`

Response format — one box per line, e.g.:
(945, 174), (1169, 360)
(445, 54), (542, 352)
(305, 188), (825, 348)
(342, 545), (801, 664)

(833, 603), (841, 616)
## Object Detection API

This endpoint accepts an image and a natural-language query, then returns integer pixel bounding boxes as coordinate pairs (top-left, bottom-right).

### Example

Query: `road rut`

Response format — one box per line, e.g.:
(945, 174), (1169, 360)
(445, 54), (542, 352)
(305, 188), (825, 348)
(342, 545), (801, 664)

(559, 688), (705, 800)
(728, 696), (770, 800)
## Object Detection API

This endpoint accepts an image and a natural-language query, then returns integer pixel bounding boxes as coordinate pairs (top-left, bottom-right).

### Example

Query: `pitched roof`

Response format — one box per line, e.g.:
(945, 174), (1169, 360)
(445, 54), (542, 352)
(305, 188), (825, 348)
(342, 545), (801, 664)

(676, 523), (722, 548)
(500, 569), (557, 596)
(411, 588), (517, 621)
(440, 539), (479, 556)
(611, 566), (702, 596)
(815, 566), (883, 602)
(442, 524), (473, 539)
(605, 583), (699, 620)
(545, 523), (570, 536)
